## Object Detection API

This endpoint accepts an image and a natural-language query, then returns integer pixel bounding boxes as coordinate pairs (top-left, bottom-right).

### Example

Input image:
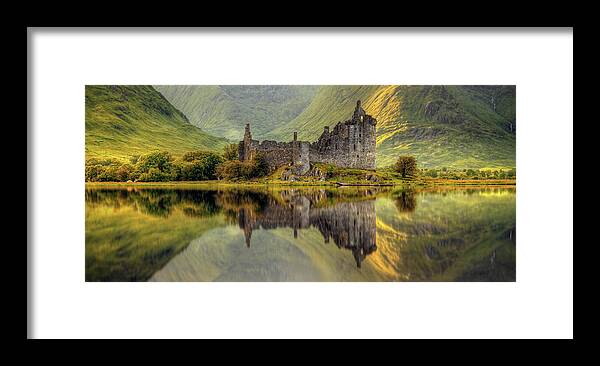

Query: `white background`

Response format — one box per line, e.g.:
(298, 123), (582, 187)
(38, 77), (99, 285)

(29, 28), (573, 339)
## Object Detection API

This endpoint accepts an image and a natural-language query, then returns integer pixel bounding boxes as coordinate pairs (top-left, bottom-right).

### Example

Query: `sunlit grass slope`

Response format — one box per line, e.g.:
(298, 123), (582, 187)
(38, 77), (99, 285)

(154, 85), (319, 141)
(85, 85), (228, 161)
(268, 85), (516, 169)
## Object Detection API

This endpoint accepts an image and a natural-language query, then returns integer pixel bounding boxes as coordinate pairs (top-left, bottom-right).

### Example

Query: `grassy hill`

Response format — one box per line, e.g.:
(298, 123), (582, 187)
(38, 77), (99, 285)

(154, 85), (319, 141)
(267, 85), (516, 169)
(85, 85), (228, 161)
(91, 85), (516, 170)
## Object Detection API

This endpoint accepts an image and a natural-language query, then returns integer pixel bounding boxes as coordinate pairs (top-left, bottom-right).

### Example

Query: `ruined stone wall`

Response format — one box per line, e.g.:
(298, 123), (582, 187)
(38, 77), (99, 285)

(309, 112), (377, 170)
(238, 100), (376, 172)
(251, 140), (295, 170)
(239, 125), (311, 174)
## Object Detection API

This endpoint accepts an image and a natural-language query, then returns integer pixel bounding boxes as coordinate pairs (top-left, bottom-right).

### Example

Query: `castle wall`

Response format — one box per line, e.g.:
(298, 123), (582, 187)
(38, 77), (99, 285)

(238, 100), (377, 173)
(251, 140), (295, 171)
(309, 114), (377, 170)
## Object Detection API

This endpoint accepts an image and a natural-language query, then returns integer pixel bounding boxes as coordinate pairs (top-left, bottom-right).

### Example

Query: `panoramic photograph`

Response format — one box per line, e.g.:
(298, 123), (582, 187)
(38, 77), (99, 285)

(85, 85), (516, 282)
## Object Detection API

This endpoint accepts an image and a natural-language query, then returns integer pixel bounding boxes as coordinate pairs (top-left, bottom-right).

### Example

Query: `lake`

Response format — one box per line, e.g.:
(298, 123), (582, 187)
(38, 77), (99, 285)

(85, 185), (516, 282)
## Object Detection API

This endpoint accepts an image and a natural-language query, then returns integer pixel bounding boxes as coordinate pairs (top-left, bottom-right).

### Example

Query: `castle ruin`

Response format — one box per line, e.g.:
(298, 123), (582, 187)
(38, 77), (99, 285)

(238, 100), (377, 174)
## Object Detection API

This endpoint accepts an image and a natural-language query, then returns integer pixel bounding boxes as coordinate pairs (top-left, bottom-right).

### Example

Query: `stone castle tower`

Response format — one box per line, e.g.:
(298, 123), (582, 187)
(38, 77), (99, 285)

(238, 100), (377, 173)
(309, 100), (377, 170)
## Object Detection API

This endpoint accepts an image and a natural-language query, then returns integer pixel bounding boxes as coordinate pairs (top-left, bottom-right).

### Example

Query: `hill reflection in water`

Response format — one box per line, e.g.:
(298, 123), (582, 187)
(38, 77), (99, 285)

(85, 185), (515, 282)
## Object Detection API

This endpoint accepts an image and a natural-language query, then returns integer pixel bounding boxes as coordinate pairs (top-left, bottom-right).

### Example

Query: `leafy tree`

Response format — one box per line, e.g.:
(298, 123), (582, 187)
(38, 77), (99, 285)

(179, 151), (224, 180)
(116, 164), (133, 181)
(394, 156), (418, 178)
(222, 143), (239, 161)
(85, 164), (105, 182)
(138, 167), (172, 182)
(216, 160), (244, 180)
(248, 152), (269, 178)
(135, 151), (173, 174)
(133, 151), (174, 181)
(215, 153), (269, 180)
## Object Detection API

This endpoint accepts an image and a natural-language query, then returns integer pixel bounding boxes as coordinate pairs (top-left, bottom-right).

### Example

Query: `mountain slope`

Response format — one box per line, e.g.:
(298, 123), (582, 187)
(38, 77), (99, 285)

(85, 85), (228, 161)
(267, 85), (516, 169)
(154, 85), (318, 141)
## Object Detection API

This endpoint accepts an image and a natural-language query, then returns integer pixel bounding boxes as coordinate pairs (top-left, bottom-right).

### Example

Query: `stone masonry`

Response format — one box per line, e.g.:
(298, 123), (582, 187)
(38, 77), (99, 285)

(238, 100), (377, 174)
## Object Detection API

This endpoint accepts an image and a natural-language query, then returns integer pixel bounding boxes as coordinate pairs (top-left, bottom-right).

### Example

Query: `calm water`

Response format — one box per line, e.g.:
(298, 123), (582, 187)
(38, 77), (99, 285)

(85, 185), (516, 282)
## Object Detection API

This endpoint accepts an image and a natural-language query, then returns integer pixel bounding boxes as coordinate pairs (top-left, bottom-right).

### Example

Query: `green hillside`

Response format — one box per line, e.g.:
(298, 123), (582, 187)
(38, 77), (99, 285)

(154, 85), (318, 141)
(85, 85), (228, 161)
(267, 85), (516, 169)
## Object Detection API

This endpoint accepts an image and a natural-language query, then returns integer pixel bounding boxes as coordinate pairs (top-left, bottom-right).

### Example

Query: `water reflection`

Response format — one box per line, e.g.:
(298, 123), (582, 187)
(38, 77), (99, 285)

(85, 185), (516, 282)
(233, 193), (378, 267)
(393, 189), (417, 213)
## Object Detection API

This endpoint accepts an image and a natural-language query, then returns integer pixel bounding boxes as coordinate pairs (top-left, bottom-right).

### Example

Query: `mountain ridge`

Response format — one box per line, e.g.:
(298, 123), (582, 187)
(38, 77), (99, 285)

(85, 85), (228, 161)
(154, 85), (319, 141)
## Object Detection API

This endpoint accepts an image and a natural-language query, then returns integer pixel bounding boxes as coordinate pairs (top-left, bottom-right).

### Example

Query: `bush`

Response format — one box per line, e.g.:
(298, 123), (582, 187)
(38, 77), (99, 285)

(424, 169), (438, 178)
(248, 153), (269, 178)
(85, 158), (123, 182)
(215, 153), (269, 180)
(135, 151), (173, 174)
(216, 160), (245, 180)
(115, 164), (133, 181)
(84, 150), (226, 182)
(222, 143), (239, 161)
(138, 167), (172, 182)
(179, 151), (224, 181)
(394, 156), (418, 178)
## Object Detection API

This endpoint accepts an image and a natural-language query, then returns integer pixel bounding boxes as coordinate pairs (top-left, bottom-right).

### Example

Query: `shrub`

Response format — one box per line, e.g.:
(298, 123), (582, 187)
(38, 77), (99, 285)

(115, 164), (133, 181)
(179, 151), (224, 181)
(248, 153), (269, 178)
(424, 169), (438, 178)
(137, 167), (172, 182)
(222, 143), (239, 161)
(133, 151), (175, 181)
(216, 160), (245, 180)
(85, 158), (123, 182)
(136, 151), (173, 173)
(215, 153), (269, 180)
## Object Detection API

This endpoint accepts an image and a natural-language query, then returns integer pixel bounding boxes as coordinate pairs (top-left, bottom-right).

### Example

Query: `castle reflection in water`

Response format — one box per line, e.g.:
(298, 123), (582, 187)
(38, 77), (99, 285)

(219, 188), (382, 268)
(86, 186), (412, 269)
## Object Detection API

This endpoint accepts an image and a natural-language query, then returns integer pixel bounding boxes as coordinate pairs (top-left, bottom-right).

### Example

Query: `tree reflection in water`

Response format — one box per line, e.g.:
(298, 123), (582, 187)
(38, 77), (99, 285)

(86, 186), (392, 269)
(86, 186), (515, 282)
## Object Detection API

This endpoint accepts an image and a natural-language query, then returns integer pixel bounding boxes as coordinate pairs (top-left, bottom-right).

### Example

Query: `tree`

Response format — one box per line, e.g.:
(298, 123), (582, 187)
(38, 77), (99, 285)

(222, 143), (239, 161)
(215, 152), (269, 181)
(115, 164), (133, 181)
(178, 151), (224, 181)
(215, 160), (244, 180)
(394, 156), (417, 178)
(248, 152), (269, 178)
(133, 151), (175, 181)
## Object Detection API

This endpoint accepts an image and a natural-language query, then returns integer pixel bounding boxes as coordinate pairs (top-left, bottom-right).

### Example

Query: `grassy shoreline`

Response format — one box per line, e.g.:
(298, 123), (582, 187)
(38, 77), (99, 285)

(85, 178), (515, 189)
